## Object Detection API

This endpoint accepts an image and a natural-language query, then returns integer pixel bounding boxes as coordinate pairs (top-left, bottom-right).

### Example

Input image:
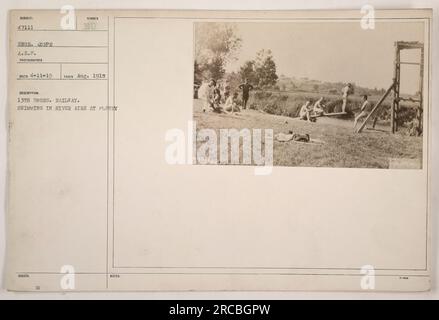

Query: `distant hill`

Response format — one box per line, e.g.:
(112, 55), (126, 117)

(277, 75), (389, 97)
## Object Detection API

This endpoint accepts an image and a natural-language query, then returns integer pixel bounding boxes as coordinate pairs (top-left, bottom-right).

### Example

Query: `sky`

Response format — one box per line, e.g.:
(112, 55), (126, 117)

(225, 21), (425, 94)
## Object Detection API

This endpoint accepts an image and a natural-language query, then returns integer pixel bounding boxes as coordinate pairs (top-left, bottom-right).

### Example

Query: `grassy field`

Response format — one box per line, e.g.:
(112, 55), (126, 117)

(193, 99), (423, 168)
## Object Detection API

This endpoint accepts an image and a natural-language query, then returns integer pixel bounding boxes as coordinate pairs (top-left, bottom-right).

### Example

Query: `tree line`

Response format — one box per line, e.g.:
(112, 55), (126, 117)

(194, 23), (278, 89)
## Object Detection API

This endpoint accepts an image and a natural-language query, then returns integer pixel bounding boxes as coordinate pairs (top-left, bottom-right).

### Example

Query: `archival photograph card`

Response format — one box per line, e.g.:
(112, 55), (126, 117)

(6, 9), (432, 292)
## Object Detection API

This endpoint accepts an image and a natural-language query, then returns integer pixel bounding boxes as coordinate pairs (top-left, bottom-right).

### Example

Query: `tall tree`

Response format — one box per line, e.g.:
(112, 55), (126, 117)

(194, 23), (241, 81)
(254, 49), (278, 88)
(194, 61), (202, 84)
(239, 60), (257, 84)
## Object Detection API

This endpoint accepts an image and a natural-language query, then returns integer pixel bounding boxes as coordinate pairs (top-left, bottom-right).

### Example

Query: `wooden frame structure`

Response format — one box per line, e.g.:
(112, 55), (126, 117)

(356, 41), (424, 134)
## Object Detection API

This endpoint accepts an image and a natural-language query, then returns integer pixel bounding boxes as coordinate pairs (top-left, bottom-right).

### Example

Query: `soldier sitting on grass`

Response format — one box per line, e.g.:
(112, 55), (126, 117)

(299, 100), (314, 122)
(224, 92), (240, 113)
(313, 97), (326, 116)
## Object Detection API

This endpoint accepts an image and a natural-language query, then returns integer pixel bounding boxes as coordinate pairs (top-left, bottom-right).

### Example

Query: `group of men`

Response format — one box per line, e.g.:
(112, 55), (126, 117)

(298, 97), (326, 122)
(298, 83), (373, 131)
(198, 78), (254, 114)
(199, 79), (374, 132)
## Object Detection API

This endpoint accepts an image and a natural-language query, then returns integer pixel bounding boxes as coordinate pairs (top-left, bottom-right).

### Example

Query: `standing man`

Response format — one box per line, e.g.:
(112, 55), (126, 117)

(341, 83), (353, 113)
(239, 78), (254, 110)
(200, 79), (216, 112)
(197, 80), (209, 112)
(211, 81), (223, 113)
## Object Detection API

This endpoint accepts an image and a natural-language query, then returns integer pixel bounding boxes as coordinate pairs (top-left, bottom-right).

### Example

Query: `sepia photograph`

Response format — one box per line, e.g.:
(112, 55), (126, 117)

(193, 21), (427, 169)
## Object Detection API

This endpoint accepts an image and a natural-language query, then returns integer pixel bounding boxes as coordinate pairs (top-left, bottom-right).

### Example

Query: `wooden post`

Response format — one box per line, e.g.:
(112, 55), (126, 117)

(372, 116), (378, 129)
(390, 42), (398, 133)
(418, 46), (424, 135)
(392, 43), (401, 134)
(357, 41), (423, 135)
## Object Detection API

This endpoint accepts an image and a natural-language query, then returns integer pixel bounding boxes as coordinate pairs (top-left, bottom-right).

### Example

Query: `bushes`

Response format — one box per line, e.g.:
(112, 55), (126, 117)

(262, 103), (284, 115)
(397, 105), (418, 127)
(324, 99), (342, 113)
(253, 91), (273, 100)
(249, 91), (351, 118)
(251, 93), (305, 117)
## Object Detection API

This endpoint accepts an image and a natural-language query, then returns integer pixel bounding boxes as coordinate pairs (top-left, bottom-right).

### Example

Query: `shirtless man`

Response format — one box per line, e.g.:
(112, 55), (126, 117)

(299, 101), (313, 122)
(341, 83), (353, 113)
(313, 97), (325, 116)
(224, 92), (240, 113)
(198, 79), (216, 112)
(353, 95), (372, 131)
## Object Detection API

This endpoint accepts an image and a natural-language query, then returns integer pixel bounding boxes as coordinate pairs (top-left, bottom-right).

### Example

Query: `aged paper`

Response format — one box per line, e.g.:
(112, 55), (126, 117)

(6, 9), (432, 291)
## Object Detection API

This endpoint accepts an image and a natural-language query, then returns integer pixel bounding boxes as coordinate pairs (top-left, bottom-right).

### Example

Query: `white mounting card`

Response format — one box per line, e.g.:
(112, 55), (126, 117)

(6, 9), (432, 291)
